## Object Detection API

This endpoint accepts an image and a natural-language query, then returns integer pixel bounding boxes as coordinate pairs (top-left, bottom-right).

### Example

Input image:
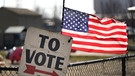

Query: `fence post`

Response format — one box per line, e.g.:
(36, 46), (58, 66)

(122, 57), (126, 76)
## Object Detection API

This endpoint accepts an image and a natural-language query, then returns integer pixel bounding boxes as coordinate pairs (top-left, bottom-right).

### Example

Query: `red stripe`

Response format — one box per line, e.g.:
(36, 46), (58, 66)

(89, 18), (101, 23)
(62, 31), (127, 42)
(72, 47), (127, 54)
(72, 41), (127, 48)
(101, 19), (116, 24)
(88, 24), (126, 31)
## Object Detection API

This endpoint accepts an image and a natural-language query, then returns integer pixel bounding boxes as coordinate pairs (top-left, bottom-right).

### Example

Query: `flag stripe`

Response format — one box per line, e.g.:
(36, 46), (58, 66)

(101, 19), (116, 24)
(88, 24), (126, 31)
(88, 21), (126, 28)
(88, 18), (101, 23)
(72, 37), (127, 45)
(72, 47), (126, 54)
(89, 29), (127, 36)
(72, 44), (127, 51)
(72, 41), (127, 48)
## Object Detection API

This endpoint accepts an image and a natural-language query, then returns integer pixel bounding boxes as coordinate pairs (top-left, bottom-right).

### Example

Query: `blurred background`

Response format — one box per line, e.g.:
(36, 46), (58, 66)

(0, 0), (135, 66)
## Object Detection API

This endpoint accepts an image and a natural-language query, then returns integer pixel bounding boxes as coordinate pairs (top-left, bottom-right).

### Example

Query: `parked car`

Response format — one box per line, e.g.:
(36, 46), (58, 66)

(127, 26), (135, 35)
(6, 49), (14, 59)
(6, 46), (23, 64)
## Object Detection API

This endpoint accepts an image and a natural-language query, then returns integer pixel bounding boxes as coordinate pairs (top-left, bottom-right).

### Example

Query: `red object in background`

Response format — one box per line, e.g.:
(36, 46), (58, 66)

(71, 49), (76, 52)
(9, 47), (23, 64)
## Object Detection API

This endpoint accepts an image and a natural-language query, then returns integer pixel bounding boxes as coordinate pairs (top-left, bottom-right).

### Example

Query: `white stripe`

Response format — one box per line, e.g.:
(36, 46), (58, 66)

(72, 44), (127, 51)
(88, 21), (126, 28)
(62, 29), (127, 38)
(100, 18), (111, 22)
(87, 33), (127, 38)
(62, 29), (88, 35)
(89, 16), (99, 20)
(73, 37), (128, 45)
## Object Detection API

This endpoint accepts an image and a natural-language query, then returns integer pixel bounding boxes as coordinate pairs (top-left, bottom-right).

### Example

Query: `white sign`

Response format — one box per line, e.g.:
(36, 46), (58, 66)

(18, 27), (72, 76)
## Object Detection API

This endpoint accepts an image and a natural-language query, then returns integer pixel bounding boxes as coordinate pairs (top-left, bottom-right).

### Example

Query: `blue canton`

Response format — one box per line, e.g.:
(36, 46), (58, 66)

(62, 7), (89, 32)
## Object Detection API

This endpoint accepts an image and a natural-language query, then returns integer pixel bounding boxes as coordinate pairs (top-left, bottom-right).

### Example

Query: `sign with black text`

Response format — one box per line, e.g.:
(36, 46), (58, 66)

(18, 27), (72, 76)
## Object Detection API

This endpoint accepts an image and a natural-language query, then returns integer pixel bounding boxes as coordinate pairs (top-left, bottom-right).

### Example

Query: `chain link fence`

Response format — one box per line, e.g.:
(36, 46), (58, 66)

(0, 66), (18, 76)
(67, 54), (135, 76)
(0, 54), (135, 76)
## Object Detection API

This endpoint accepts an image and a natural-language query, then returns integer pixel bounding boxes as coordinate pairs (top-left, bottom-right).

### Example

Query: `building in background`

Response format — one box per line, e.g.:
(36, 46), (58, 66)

(94, 0), (135, 19)
(0, 7), (43, 30)
(0, 7), (43, 49)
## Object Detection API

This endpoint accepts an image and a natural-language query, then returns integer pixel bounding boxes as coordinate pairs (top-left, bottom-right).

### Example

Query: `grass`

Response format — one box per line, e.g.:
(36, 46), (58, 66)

(70, 56), (109, 62)
(0, 50), (6, 57)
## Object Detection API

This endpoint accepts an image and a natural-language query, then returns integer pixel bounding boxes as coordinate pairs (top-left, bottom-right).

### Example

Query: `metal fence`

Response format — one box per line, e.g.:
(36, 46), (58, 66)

(0, 54), (135, 76)
(0, 66), (18, 76)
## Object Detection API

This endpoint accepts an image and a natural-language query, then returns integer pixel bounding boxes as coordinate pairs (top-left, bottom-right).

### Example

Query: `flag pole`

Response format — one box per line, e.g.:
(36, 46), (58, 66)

(61, 0), (65, 32)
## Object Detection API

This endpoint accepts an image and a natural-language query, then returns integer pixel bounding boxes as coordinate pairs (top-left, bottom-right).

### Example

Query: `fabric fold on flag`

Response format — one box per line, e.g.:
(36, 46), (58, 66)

(61, 7), (128, 54)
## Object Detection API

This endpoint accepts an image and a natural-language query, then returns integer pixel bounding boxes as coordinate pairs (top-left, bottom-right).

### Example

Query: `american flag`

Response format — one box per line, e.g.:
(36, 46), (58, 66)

(61, 7), (128, 54)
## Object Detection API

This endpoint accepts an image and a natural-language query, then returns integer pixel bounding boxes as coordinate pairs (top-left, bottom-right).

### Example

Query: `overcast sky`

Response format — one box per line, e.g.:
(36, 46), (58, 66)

(0, 0), (94, 18)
